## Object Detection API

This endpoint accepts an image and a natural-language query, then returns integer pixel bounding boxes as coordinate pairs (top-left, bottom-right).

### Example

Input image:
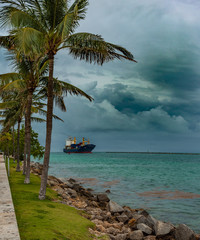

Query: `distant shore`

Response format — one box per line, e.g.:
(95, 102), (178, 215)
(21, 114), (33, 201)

(105, 152), (200, 155)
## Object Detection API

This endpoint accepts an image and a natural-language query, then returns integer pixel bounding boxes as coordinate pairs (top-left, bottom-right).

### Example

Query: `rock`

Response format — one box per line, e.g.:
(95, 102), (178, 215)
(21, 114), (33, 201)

(128, 218), (137, 228)
(65, 188), (78, 198)
(129, 230), (144, 240)
(124, 208), (134, 219)
(97, 193), (110, 202)
(137, 223), (152, 235)
(106, 227), (120, 235)
(143, 236), (156, 240)
(146, 214), (158, 229)
(154, 220), (174, 237)
(64, 180), (74, 188)
(68, 178), (76, 183)
(105, 189), (111, 193)
(117, 213), (129, 223)
(80, 189), (94, 199)
(61, 193), (70, 200)
(96, 224), (106, 233)
(52, 186), (64, 195)
(108, 200), (124, 214)
(140, 210), (149, 217)
(72, 183), (83, 192)
(115, 233), (127, 240)
(175, 224), (196, 240)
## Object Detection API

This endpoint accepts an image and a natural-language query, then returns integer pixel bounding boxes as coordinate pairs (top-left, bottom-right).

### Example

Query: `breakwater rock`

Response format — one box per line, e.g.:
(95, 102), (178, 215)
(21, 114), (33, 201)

(30, 162), (200, 240)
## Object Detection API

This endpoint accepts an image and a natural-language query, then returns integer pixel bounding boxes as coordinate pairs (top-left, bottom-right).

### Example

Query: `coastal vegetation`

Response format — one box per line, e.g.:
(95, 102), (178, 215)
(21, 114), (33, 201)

(8, 159), (95, 240)
(0, 0), (136, 200)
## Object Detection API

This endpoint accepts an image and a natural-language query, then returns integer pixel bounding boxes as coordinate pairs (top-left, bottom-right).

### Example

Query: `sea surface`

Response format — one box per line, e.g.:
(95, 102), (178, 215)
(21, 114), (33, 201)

(45, 152), (200, 232)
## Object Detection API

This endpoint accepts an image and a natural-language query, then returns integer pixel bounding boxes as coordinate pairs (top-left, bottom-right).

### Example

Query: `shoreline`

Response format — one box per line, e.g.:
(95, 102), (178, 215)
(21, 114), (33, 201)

(31, 161), (200, 240)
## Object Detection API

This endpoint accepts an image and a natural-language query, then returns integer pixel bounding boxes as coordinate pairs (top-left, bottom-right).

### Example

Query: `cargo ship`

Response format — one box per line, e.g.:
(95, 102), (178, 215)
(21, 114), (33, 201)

(63, 137), (96, 154)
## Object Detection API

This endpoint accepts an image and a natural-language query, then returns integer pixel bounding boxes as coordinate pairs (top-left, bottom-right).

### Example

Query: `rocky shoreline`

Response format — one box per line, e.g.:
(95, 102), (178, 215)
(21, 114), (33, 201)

(30, 162), (200, 240)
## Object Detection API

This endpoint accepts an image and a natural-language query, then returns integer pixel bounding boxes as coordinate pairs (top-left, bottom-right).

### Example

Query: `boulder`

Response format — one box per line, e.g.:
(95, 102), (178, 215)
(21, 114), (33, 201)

(108, 200), (124, 214)
(97, 193), (110, 202)
(174, 224), (196, 240)
(117, 213), (129, 223)
(146, 214), (158, 229)
(154, 220), (174, 237)
(140, 210), (149, 217)
(129, 230), (144, 240)
(137, 223), (152, 235)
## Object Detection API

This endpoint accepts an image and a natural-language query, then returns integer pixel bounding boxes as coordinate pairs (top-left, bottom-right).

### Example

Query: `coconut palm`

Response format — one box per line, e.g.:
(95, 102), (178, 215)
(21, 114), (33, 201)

(0, 0), (137, 199)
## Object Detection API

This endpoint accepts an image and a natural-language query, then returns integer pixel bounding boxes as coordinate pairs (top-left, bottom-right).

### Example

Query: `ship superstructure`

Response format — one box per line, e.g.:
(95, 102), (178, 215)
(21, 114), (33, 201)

(63, 137), (95, 153)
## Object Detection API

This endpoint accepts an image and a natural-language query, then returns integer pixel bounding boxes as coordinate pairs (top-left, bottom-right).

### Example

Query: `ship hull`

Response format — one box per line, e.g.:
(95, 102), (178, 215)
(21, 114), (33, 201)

(63, 144), (95, 154)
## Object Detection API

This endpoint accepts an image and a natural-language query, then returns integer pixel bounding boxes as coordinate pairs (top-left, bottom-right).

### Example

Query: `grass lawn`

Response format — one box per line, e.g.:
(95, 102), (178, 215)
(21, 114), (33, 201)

(8, 160), (95, 240)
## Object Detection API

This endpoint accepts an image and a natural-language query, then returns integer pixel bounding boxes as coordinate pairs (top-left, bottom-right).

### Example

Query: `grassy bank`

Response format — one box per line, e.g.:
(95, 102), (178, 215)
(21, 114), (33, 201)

(8, 160), (95, 240)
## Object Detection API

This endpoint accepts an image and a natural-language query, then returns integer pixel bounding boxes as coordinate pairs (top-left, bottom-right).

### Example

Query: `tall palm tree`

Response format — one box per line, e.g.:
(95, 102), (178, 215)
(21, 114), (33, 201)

(0, 0), (137, 199)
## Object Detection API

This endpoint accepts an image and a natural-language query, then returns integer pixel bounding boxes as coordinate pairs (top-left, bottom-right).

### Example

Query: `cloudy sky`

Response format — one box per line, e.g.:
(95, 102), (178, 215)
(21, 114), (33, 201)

(1, 0), (200, 152)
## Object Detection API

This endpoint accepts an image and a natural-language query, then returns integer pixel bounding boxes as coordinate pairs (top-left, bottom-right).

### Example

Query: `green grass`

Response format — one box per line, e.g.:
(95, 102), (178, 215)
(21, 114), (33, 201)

(8, 160), (95, 240)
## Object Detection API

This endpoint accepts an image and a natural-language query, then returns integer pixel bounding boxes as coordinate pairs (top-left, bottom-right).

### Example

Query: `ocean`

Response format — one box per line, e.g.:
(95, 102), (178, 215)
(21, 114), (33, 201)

(45, 152), (200, 232)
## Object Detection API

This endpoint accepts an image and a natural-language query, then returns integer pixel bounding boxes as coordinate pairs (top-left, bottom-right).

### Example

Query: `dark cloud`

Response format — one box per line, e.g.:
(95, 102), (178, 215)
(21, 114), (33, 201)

(1, 0), (200, 152)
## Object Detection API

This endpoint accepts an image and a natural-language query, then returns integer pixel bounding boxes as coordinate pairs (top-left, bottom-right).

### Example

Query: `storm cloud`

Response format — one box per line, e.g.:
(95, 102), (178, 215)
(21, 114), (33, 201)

(1, 0), (200, 152)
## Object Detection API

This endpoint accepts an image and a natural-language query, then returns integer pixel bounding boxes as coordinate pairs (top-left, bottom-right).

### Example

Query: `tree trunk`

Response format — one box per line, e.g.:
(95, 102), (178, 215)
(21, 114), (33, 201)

(12, 125), (15, 162)
(16, 118), (21, 172)
(24, 90), (33, 183)
(23, 107), (28, 175)
(39, 53), (54, 200)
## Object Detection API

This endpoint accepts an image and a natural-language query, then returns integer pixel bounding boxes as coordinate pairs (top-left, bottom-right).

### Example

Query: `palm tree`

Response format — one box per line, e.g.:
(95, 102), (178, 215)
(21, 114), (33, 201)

(0, 0), (137, 199)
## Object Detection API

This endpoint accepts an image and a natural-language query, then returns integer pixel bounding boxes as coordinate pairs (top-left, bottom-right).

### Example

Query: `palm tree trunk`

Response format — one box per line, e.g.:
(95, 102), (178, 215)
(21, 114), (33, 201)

(12, 125), (15, 162)
(39, 53), (54, 200)
(16, 118), (21, 172)
(23, 109), (28, 175)
(24, 90), (33, 183)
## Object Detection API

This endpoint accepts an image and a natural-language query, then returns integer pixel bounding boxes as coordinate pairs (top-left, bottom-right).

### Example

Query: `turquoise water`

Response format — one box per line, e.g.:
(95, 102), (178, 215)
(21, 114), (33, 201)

(46, 152), (200, 232)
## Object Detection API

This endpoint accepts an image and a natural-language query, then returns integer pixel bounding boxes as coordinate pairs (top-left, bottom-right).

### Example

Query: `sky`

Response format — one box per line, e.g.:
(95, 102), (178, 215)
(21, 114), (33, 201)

(1, 0), (200, 152)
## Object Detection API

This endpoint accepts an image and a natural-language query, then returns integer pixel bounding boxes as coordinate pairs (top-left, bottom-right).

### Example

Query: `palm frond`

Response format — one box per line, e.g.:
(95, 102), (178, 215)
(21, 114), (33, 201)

(13, 27), (45, 56)
(31, 116), (46, 122)
(65, 32), (137, 64)
(54, 95), (66, 112)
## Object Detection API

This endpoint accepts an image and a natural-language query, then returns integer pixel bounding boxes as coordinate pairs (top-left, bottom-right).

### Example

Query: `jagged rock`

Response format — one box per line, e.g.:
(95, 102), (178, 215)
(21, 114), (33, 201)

(117, 213), (129, 223)
(154, 220), (174, 237)
(108, 200), (124, 214)
(174, 224), (196, 240)
(105, 189), (111, 193)
(143, 236), (156, 240)
(97, 193), (110, 202)
(129, 230), (144, 240)
(137, 223), (152, 235)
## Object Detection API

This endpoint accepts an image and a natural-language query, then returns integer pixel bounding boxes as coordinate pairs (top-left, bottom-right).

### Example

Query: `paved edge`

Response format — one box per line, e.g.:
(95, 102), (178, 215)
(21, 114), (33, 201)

(0, 155), (21, 240)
